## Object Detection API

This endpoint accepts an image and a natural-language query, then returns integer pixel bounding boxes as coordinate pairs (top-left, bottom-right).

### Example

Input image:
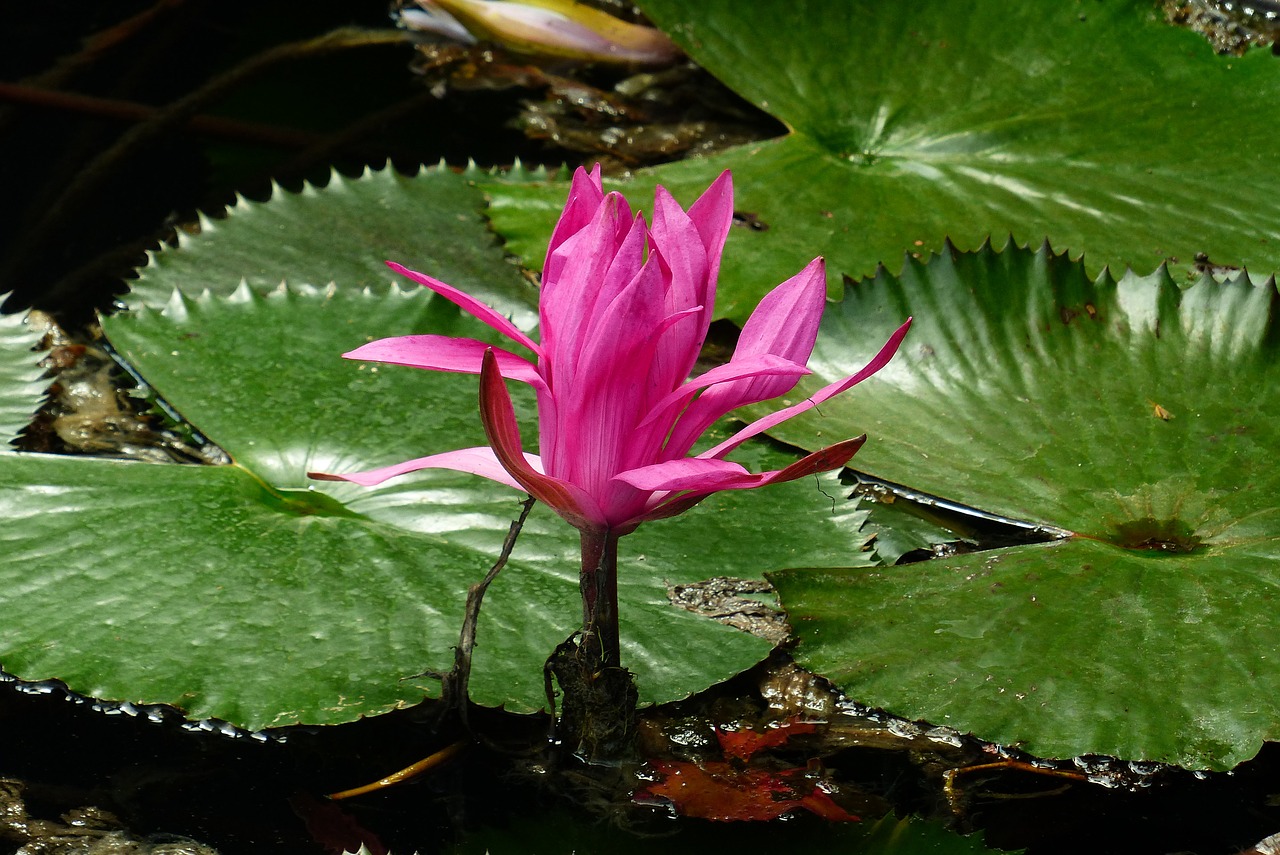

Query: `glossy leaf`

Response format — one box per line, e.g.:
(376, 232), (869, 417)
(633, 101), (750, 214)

(764, 242), (1280, 768)
(130, 163), (540, 328)
(866, 506), (963, 566)
(760, 243), (1280, 541)
(0, 446), (804, 727)
(775, 536), (1280, 771)
(486, 0), (1280, 323)
(0, 165), (876, 727)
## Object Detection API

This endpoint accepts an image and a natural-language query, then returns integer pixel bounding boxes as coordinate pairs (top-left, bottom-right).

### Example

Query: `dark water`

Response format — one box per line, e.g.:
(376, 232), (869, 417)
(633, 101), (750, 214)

(5, 661), (1280, 854)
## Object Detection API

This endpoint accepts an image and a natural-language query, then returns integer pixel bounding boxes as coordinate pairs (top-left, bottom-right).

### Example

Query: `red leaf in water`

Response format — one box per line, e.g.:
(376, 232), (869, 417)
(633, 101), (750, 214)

(637, 760), (859, 822)
(289, 793), (387, 855)
(715, 719), (822, 761)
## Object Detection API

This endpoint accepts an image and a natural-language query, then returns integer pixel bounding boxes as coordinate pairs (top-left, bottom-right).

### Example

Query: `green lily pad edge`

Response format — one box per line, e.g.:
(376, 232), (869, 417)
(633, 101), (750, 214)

(765, 237), (1280, 771)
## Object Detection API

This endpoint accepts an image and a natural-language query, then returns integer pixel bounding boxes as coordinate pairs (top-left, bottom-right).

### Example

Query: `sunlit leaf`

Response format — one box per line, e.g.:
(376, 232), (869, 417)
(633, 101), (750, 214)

(0, 169), (874, 728)
(130, 163), (540, 329)
(763, 241), (1280, 768)
(486, 0), (1280, 324)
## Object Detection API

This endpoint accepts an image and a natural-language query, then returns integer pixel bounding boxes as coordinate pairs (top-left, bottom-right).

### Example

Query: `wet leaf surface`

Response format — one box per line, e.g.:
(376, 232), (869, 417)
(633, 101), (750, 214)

(129, 164), (541, 328)
(0, 169), (875, 729)
(486, 0), (1280, 325)
(760, 242), (1280, 768)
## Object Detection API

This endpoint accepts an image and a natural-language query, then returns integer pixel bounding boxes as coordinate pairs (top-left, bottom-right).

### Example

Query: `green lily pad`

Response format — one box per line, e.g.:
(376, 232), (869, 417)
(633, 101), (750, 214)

(485, 0), (1280, 324)
(0, 168), (876, 729)
(130, 163), (540, 328)
(858, 494), (969, 567)
(0, 445), (814, 728)
(763, 241), (1280, 768)
(0, 311), (45, 446)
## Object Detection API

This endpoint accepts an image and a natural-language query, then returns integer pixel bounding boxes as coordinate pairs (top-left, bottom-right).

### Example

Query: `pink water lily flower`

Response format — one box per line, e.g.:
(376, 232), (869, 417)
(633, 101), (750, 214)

(314, 166), (909, 538)
(312, 166), (909, 672)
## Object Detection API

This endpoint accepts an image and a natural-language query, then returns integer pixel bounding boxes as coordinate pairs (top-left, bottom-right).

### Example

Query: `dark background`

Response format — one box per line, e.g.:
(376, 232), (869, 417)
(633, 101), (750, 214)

(0, 0), (550, 320)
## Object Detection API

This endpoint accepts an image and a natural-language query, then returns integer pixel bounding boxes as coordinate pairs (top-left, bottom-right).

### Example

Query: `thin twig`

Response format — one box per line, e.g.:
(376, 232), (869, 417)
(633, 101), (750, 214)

(23, 0), (187, 90)
(0, 82), (322, 148)
(0, 27), (411, 289)
(437, 495), (536, 731)
(943, 760), (1088, 815)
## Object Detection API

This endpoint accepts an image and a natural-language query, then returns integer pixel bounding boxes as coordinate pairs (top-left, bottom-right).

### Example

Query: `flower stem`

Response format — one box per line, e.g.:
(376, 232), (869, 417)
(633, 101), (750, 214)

(579, 528), (621, 669)
(544, 527), (635, 760)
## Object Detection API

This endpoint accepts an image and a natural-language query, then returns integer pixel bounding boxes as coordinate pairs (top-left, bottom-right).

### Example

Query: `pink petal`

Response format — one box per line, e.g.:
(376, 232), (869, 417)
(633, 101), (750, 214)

(547, 254), (667, 495)
(650, 185), (709, 316)
(308, 446), (534, 491)
(596, 212), (650, 311)
(386, 261), (541, 356)
(635, 354), (810, 434)
(576, 249), (668, 382)
(686, 170), (734, 293)
(758, 435), (867, 486)
(344, 335), (545, 390)
(565, 211), (650, 376)
(736, 257), (826, 364)
(647, 190), (712, 396)
(614, 457), (756, 493)
(544, 164), (604, 267)
(643, 173), (733, 409)
(540, 196), (635, 379)
(701, 318), (913, 460)
(661, 258), (826, 458)
(621, 436), (868, 527)
(478, 349), (607, 531)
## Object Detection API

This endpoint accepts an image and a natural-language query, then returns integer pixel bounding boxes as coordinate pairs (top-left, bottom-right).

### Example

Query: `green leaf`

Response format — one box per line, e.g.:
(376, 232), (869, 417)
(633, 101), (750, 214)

(485, 0), (1280, 324)
(106, 283), (507, 490)
(0, 312), (45, 446)
(774, 535), (1280, 772)
(763, 241), (1280, 768)
(0, 446), (811, 728)
(130, 163), (540, 329)
(763, 243), (1280, 538)
(0, 165), (875, 727)
(860, 496), (967, 567)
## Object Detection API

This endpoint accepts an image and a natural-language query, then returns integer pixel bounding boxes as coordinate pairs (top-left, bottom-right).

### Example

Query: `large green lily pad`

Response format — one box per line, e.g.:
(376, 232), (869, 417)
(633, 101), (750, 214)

(0, 168), (875, 730)
(764, 241), (1280, 768)
(486, 0), (1280, 324)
